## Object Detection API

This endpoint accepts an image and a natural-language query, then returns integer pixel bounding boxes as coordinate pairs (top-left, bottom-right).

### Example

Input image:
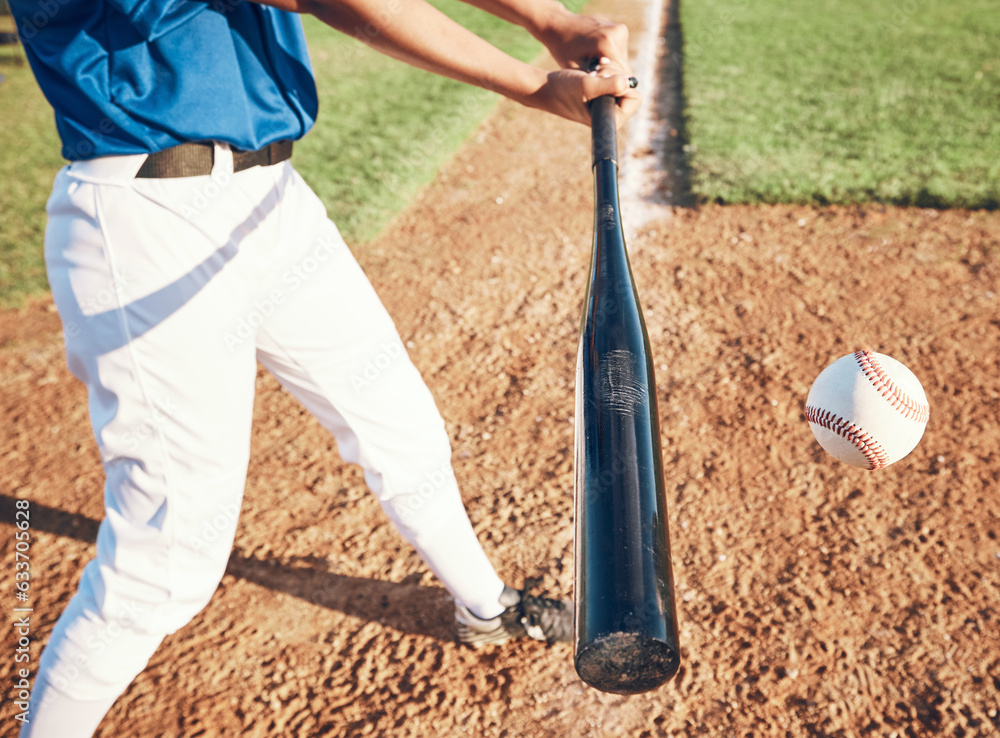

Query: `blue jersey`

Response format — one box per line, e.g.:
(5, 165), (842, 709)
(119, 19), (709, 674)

(11, 0), (318, 160)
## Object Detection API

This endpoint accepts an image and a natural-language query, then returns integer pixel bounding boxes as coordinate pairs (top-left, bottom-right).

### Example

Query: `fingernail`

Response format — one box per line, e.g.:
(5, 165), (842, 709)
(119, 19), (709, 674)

(628, 77), (638, 89)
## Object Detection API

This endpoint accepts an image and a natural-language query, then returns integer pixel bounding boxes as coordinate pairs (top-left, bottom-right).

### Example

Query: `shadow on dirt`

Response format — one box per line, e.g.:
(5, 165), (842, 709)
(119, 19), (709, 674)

(1, 494), (455, 641)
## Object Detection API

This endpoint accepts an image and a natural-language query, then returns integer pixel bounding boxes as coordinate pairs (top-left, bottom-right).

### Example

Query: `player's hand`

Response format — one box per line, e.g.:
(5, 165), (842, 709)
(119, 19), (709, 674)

(589, 58), (641, 126)
(524, 65), (641, 128)
(529, 9), (640, 127)
(536, 11), (633, 77)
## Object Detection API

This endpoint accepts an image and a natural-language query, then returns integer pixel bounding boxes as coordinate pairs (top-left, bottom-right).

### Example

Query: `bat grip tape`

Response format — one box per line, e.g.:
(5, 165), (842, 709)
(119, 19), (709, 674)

(590, 96), (618, 167)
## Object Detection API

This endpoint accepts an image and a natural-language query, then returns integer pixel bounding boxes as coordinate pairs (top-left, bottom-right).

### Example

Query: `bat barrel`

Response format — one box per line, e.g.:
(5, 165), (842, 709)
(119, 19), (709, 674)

(573, 95), (680, 695)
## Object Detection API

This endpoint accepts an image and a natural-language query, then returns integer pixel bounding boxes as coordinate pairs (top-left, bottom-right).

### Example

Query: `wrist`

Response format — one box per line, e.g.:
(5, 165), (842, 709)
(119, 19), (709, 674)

(524, 0), (576, 42)
(502, 64), (549, 108)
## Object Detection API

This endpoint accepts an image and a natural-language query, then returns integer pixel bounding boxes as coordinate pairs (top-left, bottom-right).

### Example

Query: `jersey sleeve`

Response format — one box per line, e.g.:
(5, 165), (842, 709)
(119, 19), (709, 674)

(106, 0), (210, 41)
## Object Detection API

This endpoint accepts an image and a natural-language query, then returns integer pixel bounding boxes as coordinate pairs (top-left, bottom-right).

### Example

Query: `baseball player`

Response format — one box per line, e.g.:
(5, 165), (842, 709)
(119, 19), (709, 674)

(10, 0), (639, 735)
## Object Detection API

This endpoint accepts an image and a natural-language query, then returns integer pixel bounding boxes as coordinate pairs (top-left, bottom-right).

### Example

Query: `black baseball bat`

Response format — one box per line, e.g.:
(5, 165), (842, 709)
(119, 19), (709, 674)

(573, 94), (680, 695)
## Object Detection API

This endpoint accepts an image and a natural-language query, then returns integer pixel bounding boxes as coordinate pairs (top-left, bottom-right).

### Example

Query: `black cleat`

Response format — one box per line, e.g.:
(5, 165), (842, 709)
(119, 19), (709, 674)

(455, 579), (573, 646)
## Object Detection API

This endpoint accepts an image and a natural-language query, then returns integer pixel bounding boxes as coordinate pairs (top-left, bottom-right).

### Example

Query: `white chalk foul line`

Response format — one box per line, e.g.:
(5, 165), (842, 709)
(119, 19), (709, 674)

(621, 0), (674, 239)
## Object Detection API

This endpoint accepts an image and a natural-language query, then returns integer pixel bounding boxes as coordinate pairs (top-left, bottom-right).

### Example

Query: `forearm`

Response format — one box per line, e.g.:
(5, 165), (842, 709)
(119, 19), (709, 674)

(454, 0), (575, 43)
(259, 0), (638, 125)
(298, 0), (546, 103)
(454, 0), (634, 75)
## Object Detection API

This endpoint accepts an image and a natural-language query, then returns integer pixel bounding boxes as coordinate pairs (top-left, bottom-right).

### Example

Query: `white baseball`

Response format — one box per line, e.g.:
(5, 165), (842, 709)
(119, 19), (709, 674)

(805, 350), (929, 470)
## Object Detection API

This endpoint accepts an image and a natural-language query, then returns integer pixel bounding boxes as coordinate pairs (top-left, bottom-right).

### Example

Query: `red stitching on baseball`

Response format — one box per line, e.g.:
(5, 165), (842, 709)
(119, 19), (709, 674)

(854, 350), (930, 424)
(805, 405), (891, 470)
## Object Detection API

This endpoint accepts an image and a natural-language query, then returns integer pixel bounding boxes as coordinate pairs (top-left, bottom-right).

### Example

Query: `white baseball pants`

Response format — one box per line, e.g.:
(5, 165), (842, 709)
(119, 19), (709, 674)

(22, 145), (506, 737)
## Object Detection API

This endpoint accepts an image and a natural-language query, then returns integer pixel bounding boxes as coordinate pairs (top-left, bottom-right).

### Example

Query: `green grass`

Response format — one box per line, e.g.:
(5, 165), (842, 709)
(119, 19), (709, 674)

(0, 2), (581, 308)
(681, 0), (1000, 208)
(0, 47), (65, 307)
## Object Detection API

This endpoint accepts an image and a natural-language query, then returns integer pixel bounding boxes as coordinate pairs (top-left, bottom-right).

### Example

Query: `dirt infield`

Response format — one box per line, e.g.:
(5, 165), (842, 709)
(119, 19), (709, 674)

(3, 48), (1000, 738)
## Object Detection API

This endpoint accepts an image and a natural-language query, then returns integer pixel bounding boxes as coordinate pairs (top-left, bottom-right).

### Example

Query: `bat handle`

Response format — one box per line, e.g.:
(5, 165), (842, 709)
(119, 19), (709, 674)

(590, 96), (618, 168)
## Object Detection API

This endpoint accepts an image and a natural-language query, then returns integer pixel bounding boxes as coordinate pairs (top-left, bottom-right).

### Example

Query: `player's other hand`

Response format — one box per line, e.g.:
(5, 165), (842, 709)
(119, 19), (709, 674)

(536, 9), (632, 78)
(525, 65), (640, 128)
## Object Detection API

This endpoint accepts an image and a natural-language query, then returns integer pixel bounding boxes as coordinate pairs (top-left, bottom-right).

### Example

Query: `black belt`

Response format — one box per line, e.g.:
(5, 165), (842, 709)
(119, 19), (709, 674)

(135, 140), (293, 179)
